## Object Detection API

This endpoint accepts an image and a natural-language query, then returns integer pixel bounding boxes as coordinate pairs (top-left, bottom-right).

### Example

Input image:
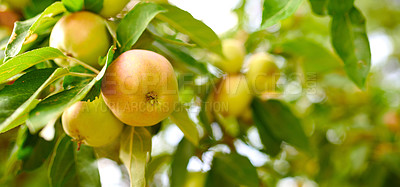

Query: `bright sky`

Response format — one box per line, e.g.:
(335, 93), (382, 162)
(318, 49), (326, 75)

(168, 0), (241, 34)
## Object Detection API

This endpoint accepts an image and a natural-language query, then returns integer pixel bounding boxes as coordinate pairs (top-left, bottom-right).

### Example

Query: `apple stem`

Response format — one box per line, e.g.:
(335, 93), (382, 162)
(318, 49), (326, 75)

(72, 137), (83, 151)
(67, 56), (100, 74)
(77, 140), (82, 151)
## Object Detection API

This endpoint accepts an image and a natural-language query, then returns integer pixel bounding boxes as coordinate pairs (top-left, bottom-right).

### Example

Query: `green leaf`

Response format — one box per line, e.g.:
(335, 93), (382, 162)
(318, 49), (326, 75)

(169, 104), (199, 146)
(211, 153), (259, 187)
(5, 2), (66, 60)
(116, 2), (166, 52)
(251, 98), (310, 152)
(0, 68), (69, 134)
(120, 127), (152, 187)
(331, 7), (371, 89)
(4, 18), (37, 61)
(62, 0), (84, 12)
(327, 0), (354, 15)
(49, 135), (101, 187)
(146, 154), (171, 181)
(27, 85), (84, 133)
(205, 164), (238, 187)
(308, 0), (328, 15)
(84, 0), (103, 13)
(261, 0), (303, 28)
(198, 83), (215, 138)
(62, 66), (92, 89)
(278, 38), (342, 73)
(27, 48), (114, 133)
(153, 42), (209, 75)
(14, 125), (57, 171)
(157, 4), (222, 55)
(252, 104), (282, 157)
(24, 0), (58, 19)
(82, 46), (115, 102)
(0, 47), (65, 83)
(170, 138), (195, 187)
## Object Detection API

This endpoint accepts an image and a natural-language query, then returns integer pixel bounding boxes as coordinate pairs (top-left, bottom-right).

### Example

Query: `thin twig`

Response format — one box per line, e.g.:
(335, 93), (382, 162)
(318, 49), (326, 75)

(67, 56), (100, 74)
(67, 72), (97, 78)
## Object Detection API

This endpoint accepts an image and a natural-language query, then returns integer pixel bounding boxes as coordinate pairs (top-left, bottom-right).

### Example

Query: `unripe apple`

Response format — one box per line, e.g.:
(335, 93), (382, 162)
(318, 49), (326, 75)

(213, 39), (246, 74)
(99, 0), (130, 18)
(246, 52), (279, 94)
(101, 49), (179, 126)
(50, 11), (111, 69)
(62, 96), (124, 147)
(213, 74), (252, 117)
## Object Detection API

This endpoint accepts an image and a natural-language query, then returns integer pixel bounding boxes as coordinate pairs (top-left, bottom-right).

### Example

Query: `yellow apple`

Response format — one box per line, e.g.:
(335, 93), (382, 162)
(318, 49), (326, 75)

(246, 52), (279, 94)
(213, 39), (246, 74)
(62, 96), (124, 147)
(213, 74), (252, 117)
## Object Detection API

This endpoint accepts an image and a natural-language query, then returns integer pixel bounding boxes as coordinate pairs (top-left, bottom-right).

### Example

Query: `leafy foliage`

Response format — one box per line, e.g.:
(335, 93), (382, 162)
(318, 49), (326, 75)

(49, 135), (101, 187)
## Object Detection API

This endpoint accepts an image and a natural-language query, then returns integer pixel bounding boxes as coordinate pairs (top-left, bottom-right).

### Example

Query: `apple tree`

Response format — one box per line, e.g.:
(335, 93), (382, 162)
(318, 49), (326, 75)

(0, 0), (399, 186)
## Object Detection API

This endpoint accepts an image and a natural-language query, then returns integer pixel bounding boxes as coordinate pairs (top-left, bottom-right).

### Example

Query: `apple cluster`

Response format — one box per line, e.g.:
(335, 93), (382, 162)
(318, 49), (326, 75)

(210, 38), (280, 120)
(50, 3), (178, 147)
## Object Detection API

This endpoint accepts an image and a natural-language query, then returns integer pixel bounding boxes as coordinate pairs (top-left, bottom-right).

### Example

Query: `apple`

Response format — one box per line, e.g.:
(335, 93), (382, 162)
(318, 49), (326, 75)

(213, 74), (252, 117)
(246, 52), (279, 94)
(62, 96), (124, 147)
(49, 11), (111, 69)
(213, 39), (246, 74)
(101, 49), (179, 126)
(99, 0), (130, 18)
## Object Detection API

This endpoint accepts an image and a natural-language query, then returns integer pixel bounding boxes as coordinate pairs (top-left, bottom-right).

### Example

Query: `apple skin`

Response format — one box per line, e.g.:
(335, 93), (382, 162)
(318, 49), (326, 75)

(213, 39), (246, 74)
(49, 11), (111, 69)
(99, 0), (130, 18)
(213, 74), (252, 117)
(246, 52), (279, 94)
(62, 96), (124, 147)
(101, 49), (179, 126)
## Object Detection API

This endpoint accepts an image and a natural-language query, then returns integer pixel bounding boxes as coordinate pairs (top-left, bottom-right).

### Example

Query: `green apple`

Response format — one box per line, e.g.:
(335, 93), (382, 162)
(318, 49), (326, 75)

(49, 11), (111, 69)
(62, 95), (124, 147)
(246, 52), (279, 94)
(213, 39), (246, 74)
(101, 49), (179, 126)
(99, 0), (130, 18)
(213, 74), (252, 117)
